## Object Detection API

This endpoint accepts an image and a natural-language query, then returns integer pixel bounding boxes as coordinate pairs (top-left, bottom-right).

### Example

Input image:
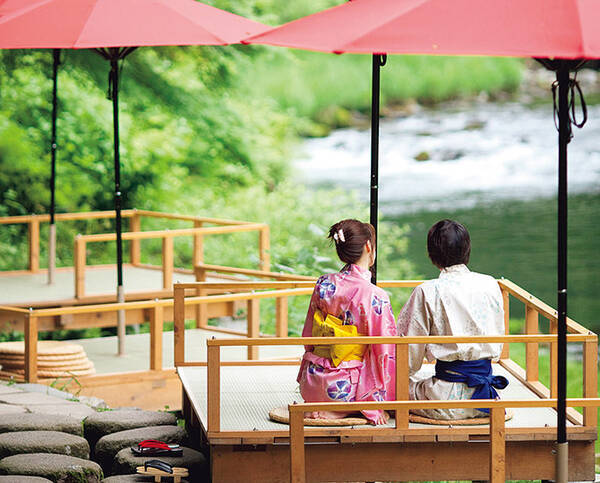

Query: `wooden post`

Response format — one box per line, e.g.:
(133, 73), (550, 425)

(193, 221), (204, 267)
(130, 212), (141, 265)
(395, 343), (409, 429)
(525, 306), (539, 382)
(74, 236), (86, 299)
(501, 287), (510, 359)
(583, 336), (598, 427)
(195, 267), (208, 329)
(550, 318), (558, 398)
(207, 344), (221, 433)
(150, 305), (163, 371)
(247, 299), (260, 360)
(173, 286), (185, 366)
(28, 219), (40, 273)
(489, 406), (506, 483)
(259, 226), (270, 272)
(162, 236), (173, 290)
(289, 407), (306, 483)
(24, 312), (38, 383)
(275, 297), (288, 338)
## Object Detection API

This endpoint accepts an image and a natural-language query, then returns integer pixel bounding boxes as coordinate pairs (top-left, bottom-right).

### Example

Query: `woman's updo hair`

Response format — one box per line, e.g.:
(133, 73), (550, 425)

(427, 219), (471, 268)
(328, 219), (375, 265)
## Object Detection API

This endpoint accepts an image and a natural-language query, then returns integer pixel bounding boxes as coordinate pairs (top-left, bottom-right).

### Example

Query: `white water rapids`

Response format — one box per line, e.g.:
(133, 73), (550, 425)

(294, 102), (600, 214)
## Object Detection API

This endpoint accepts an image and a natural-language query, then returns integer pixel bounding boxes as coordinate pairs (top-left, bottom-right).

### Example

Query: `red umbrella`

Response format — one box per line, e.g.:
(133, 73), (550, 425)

(0, 0), (268, 48)
(244, 0), (600, 57)
(244, 1), (600, 481)
(0, 0), (269, 354)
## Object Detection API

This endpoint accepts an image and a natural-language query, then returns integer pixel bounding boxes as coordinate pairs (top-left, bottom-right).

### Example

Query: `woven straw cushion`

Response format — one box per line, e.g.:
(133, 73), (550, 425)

(409, 409), (513, 426)
(269, 406), (368, 426)
(0, 341), (84, 356)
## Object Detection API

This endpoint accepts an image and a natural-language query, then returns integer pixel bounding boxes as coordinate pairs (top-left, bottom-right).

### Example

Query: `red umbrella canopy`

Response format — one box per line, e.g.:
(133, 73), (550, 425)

(0, 0), (269, 49)
(244, 0), (600, 59)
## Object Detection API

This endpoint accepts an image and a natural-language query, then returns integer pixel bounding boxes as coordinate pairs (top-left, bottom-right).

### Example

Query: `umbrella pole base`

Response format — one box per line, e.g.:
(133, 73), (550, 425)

(117, 285), (126, 356)
(555, 441), (568, 483)
(47, 224), (56, 285)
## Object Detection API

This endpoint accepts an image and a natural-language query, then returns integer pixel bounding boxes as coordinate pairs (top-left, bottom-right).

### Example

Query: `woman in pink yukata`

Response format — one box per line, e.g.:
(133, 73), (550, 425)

(297, 219), (397, 425)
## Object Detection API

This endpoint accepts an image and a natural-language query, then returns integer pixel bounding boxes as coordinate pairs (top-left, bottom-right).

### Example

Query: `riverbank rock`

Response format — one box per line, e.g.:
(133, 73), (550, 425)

(112, 447), (206, 480)
(95, 425), (187, 474)
(0, 453), (103, 482)
(84, 410), (176, 451)
(0, 413), (83, 436)
(0, 430), (90, 459)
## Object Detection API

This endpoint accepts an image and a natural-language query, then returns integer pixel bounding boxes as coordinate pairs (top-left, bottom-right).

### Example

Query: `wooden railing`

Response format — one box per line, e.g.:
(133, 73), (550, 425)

(0, 209), (270, 299)
(0, 210), (139, 273)
(173, 279), (598, 428)
(195, 334), (598, 483)
(0, 270), (315, 382)
(288, 398), (600, 483)
(74, 222), (270, 298)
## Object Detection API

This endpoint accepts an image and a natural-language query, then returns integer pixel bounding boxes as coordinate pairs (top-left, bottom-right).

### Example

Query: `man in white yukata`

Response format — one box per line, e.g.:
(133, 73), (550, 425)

(397, 219), (508, 420)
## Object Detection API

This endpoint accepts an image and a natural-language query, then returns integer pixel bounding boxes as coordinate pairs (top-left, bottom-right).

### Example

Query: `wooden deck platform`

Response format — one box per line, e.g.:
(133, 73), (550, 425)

(73, 329), (304, 375)
(179, 362), (597, 482)
(0, 265), (197, 307)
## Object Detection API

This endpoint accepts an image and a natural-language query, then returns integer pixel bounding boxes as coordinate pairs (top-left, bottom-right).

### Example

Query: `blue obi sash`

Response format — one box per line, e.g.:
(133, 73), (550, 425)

(434, 359), (509, 414)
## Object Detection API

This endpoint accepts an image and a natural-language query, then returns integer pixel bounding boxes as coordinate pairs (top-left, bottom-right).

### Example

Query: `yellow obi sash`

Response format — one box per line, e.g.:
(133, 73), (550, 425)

(311, 310), (366, 367)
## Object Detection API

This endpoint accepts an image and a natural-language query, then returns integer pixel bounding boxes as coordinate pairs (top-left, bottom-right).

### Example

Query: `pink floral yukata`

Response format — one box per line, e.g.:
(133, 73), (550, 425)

(297, 264), (397, 424)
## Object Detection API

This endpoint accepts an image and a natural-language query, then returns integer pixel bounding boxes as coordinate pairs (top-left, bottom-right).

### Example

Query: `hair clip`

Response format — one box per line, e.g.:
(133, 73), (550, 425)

(333, 233), (339, 242)
(337, 229), (345, 243)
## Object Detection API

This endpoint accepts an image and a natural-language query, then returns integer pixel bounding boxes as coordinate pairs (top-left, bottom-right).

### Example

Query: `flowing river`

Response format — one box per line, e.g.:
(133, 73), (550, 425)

(294, 101), (600, 330)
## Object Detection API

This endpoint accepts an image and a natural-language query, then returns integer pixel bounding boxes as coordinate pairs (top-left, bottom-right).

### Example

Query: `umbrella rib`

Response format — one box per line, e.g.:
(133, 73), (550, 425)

(336, 0), (430, 54)
(574, 0), (586, 57)
(161, 0), (229, 46)
(0, 0), (53, 26)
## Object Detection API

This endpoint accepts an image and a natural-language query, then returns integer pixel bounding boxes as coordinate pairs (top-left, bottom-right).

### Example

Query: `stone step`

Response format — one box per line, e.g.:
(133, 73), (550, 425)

(0, 431), (90, 459)
(95, 425), (187, 475)
(0, 476), (52, 482)
(0, 414), (83, 436)
(84, 410), (176, 451)
(113, 446), (207, 481)
(0, 453), (103, 483)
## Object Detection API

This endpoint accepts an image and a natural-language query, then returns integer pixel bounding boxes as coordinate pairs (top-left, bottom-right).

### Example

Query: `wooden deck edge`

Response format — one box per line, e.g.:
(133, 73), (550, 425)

(500, 358), (585, 425)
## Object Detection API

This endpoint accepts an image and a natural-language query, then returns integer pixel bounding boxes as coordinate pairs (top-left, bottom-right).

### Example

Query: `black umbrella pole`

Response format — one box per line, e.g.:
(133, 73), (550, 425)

(48, 49), (60, 285)
(555, 64), (569, 483)
(370, 54), (382, 284)
(111, 59), (126, 356)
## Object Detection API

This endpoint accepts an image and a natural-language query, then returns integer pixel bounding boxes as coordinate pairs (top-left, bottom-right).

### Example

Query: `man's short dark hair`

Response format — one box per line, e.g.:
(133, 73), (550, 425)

(427, 219), (471, 268)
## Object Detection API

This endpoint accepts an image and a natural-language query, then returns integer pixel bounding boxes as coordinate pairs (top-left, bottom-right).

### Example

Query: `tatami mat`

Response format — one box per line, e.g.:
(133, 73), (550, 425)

(179, 362), (567, 433)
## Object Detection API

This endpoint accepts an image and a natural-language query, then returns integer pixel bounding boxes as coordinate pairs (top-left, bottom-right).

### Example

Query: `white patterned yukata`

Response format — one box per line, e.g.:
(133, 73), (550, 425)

(397, 264), (505, 420)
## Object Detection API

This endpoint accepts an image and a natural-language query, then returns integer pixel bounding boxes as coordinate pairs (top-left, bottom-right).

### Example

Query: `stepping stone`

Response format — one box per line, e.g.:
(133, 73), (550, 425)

(113, 446), (207, 480)
(84, 410), (176, 451)
(0, 430), (90, 459)
(0, 413), (83, 436)
(0, 392), (64, 406)
(102, 476), (188, 483)
(0, 386), (24, 396)
(27, 402), (96, 421)
(0, 404), (26, 415)
(0, 476), (52, 482)
(95, 425), (187, 474)
(0, 453), (103, 482)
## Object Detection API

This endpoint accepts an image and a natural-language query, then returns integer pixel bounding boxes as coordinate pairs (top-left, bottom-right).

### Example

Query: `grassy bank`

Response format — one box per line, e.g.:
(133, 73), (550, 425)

(237, 49), (524, 133)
